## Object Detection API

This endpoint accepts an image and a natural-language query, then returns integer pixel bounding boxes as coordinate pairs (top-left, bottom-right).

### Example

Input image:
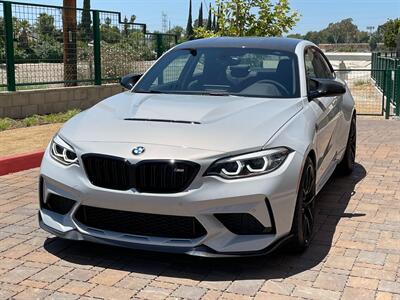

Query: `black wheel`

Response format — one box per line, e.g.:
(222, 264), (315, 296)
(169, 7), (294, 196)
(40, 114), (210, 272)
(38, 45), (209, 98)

(288, 156), (316, 253)
(337, 114), (356, 175)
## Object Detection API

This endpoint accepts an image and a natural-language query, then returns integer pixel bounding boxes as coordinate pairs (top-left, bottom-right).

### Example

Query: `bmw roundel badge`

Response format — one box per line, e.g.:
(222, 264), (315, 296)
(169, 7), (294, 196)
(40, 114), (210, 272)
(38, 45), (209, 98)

(132, 146), (145, 155)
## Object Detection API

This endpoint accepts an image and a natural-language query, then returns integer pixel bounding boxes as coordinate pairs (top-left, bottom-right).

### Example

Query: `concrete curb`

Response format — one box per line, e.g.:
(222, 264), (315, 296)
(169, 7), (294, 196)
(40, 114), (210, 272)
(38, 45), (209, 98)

(0, 150), (44, 176)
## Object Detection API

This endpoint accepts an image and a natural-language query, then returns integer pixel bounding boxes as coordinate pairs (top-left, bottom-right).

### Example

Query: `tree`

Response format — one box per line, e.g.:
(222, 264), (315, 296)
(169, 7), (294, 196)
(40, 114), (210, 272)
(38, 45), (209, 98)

(287, 33), (303, 39)
(80, 0), (91, 41)
(186, 0), (194, 40)
(18, 20), (31, 49)
(197, 2), (203, 28)
(123, 16), (129, 37)
(304, 31), (323, 44)
(358, 31), (369, 43)
(212, 14), (216, 31)
(379, 18), (400, 49)
(195, 0), (299, 38)
(101, 18), (121, 43)
(369, 33), (379, 51)
(323, 18), (359, 44)
(298, 18), (373, 46)
(36, 13), (56, 37)
(167, 25), (185, 41)
(206, 5), (212, 30)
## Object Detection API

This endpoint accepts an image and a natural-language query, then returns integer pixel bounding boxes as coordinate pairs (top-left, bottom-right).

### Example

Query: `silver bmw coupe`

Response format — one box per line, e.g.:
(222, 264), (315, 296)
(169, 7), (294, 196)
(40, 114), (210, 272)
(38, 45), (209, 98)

(39, 37), (356, 256)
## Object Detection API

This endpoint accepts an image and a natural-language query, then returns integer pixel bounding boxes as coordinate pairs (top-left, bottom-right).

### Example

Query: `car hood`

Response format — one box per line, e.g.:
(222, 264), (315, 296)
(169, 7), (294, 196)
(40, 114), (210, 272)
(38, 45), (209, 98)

(60, 92), (303, 153)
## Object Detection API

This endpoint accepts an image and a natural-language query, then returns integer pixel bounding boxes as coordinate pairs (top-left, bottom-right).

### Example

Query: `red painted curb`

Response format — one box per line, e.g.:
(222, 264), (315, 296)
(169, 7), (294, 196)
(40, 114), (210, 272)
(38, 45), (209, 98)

(0, 150), (44, 176)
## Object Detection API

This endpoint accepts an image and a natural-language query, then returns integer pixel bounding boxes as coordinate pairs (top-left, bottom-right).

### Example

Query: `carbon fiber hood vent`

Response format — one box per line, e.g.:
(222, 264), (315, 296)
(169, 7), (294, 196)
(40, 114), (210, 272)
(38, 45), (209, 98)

(124, 118), (201, 125)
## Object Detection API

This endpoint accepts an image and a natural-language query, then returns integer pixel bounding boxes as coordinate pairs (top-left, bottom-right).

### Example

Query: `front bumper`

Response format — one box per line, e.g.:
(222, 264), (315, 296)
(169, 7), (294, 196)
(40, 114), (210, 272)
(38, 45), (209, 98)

(39, 145), (303, 256)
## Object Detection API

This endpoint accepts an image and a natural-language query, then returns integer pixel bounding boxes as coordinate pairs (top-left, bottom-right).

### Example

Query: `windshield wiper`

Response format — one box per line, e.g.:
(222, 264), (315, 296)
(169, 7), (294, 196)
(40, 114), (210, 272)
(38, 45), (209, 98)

(134, 89), (165, 94)
(201, 91), (230, 96)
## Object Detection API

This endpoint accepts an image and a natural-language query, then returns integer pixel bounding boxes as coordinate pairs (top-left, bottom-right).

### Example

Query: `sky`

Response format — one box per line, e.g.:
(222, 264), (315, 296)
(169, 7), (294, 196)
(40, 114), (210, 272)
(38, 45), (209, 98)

(8, 0), (400, 35)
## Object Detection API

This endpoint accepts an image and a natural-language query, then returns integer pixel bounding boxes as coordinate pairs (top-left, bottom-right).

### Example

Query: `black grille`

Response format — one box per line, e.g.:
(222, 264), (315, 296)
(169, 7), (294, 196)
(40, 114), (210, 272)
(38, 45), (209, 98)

(135, 161), (199, 193)
(82, 154), (199, 193)
(83, 155), (131, 190)
(215, 213), (272, 235)
(42, 194), (76, 215)
(75, 205), (207, 239)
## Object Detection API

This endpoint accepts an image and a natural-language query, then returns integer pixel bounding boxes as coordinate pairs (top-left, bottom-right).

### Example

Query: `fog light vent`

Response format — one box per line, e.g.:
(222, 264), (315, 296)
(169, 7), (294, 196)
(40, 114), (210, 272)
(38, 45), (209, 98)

(215, 213), (271, 235)
(42, 194), (76, 215)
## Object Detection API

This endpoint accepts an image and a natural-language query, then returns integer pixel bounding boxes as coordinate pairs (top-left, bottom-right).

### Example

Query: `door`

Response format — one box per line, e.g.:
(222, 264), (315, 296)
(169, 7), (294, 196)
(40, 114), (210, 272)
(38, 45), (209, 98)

(305, 47), (342, 185)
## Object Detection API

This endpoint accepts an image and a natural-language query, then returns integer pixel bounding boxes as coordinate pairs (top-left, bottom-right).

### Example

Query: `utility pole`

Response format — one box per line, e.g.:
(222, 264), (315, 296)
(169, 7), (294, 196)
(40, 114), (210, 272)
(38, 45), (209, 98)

(162, 12), (168, 33)
(63, 0), (77, 86)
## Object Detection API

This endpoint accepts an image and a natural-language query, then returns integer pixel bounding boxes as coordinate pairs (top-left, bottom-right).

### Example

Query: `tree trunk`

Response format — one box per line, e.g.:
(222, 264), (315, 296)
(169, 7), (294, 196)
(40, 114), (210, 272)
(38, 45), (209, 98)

(63, 0), (77, 86)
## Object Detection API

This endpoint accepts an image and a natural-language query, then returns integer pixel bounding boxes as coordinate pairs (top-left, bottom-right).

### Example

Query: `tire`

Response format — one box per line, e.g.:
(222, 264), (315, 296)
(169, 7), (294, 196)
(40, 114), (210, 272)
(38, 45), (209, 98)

(337, 114), (356, 175)
(288, 156), (316, 253)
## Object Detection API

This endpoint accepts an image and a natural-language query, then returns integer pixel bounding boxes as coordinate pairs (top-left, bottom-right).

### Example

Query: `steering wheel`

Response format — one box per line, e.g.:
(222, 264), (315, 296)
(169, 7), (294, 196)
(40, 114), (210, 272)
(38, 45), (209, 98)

(254, 80), (290, 96)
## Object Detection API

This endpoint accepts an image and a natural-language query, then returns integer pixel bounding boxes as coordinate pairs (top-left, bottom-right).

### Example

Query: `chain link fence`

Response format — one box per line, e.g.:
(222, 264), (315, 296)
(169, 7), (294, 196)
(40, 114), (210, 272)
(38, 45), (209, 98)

(0, 0), (178, 91)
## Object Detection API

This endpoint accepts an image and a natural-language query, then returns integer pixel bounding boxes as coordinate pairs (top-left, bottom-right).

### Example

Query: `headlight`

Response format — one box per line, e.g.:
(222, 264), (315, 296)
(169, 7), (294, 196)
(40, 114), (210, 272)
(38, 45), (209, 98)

(205, 147), (291, 179)
(50, 135), (79, 166)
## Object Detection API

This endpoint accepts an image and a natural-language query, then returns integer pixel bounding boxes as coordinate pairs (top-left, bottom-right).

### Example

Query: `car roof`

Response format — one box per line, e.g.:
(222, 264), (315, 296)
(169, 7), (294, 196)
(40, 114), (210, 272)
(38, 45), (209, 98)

(174, 37), (304, 53)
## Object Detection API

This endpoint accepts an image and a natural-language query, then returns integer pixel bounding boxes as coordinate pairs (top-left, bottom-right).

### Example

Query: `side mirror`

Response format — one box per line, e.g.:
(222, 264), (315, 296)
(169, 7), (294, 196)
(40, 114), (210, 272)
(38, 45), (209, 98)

(120, 73), (142, 90)
(308, 78), (346, 100)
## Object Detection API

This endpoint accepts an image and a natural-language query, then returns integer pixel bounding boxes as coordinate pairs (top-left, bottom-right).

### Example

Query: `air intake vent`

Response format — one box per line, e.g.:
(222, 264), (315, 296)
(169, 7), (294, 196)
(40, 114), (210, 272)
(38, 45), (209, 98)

(215, 213), (272, 235)
(42, 194), (76, 215)
(124, 118), (201, 125)
(75, 205), (207, 239)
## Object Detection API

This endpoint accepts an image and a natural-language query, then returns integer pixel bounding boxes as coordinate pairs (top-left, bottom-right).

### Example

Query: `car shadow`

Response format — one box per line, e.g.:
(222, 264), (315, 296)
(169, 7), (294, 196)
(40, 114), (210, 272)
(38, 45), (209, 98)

(43, 163), (367, 281)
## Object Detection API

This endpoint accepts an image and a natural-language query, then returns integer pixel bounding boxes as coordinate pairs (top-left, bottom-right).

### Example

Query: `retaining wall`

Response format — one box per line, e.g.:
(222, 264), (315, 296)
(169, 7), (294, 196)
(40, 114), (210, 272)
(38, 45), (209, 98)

(0, 84), (125, 118)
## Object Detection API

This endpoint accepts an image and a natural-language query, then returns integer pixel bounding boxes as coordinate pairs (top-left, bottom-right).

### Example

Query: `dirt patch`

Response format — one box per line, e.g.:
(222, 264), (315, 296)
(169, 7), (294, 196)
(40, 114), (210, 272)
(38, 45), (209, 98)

(0, 123), (62, 157)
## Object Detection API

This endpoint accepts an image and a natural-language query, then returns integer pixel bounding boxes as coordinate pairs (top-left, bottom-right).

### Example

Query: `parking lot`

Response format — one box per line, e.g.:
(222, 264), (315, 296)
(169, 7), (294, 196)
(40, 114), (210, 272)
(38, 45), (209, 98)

(0, 118), (399, 300)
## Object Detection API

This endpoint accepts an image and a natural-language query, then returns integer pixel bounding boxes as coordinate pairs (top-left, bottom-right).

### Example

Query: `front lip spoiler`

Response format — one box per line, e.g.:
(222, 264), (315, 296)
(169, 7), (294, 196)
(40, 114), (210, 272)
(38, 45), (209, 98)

(39, 212), (293, 258)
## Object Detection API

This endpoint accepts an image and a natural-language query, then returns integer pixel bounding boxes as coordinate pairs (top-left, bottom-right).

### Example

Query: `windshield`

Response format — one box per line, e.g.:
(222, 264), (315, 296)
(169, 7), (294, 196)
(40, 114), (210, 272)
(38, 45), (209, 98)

(134, 47), (299, 98)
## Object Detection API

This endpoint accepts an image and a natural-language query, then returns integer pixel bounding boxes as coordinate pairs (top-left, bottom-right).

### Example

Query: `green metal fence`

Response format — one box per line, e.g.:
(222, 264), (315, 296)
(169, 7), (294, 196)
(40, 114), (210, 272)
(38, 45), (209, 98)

(0, 0), (178, 91)
(371, 52), (400, 117)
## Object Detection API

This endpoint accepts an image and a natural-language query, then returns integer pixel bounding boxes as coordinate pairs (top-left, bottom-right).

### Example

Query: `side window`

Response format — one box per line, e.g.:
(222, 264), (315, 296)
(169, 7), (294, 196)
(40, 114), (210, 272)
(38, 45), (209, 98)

(313, 51), (334, 79)
(305, 49), (316, 78)
(305, 48), (334, 92)
(305, 49), (318, 92)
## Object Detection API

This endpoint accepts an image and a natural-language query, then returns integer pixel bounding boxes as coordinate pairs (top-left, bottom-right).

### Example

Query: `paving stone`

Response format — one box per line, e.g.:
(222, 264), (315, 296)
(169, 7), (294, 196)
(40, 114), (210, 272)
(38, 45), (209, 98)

(89, 269), (129, 286)
(347, 276), (379, 290)
(63, 269), (98, 282)
(378, 280), (400, 294)
(14, 287), (52, 299)
(59, 280), (96, 295)
(0, 266), (40, 284)
(292, 286), (341, 300)
(135, 285), (173, 300)
(357, 250), (387, 265)
(314, 272), (348, 291)
(172, 285), (206, 300)
(341, 287), (376, 300)
(324, 255), (355, 270)
(29, 265), (72, 283)
(226, 279), (265, 296)
(86, 285), (136, 300)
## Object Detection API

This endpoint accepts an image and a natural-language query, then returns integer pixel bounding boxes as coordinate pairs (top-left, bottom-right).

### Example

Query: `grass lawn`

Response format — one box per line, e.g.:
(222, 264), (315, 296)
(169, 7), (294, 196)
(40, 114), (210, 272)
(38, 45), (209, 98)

(0, 109), (80, 132)
(0, 109), (81, 157)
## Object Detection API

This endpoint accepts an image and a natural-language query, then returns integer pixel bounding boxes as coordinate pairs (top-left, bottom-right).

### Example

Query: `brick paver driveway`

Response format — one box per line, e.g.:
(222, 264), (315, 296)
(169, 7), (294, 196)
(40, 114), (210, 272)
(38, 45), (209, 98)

(0, 118), (399, 300)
